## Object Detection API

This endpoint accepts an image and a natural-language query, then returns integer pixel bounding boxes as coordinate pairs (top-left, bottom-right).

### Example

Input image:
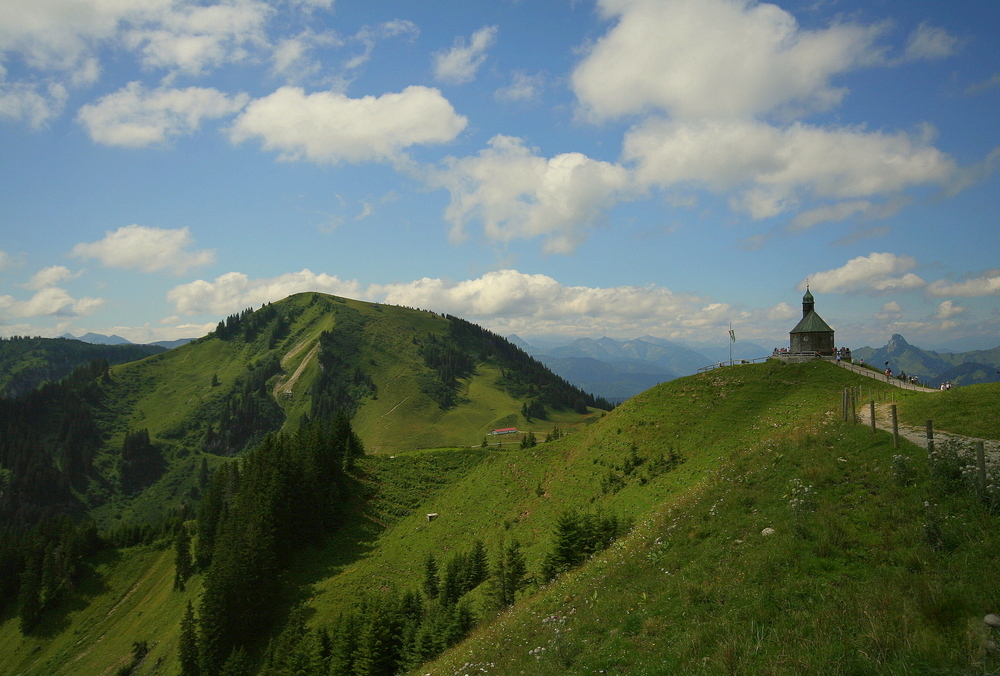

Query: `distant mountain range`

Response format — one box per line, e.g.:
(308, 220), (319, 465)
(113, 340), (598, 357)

(852, 334), (1000, 388)
(61, 332), (194, 349)
(510, 334), (771, 403)
(513, 332), (1000, 401)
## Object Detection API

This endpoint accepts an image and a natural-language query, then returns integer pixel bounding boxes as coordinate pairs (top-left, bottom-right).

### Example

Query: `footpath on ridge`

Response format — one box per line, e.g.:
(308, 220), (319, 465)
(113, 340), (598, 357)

(835, 360), (939, 393)
(838, 361), (1000, 461)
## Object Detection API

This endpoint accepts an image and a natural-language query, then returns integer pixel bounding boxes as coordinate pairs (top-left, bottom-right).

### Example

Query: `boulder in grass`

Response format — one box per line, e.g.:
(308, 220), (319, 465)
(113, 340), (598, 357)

(761, 527), (776, 537)
(985, 614), (1000, 629)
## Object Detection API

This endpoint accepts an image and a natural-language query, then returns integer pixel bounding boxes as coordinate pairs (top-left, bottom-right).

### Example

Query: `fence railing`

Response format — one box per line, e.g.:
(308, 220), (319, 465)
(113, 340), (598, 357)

(697, 356), (771, 373)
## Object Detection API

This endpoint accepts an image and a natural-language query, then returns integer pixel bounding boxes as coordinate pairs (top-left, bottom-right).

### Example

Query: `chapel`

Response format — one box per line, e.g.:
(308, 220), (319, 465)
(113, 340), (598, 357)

(788, 286), (835, 356)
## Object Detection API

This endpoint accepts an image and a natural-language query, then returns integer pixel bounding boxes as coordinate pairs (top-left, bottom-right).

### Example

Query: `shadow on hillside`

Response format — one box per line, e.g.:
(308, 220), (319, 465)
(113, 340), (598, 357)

(23, 548), (118, 639)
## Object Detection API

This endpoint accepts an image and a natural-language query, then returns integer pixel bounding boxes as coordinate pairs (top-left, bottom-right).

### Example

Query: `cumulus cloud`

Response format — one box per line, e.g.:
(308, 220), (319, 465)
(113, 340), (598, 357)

(0, 80), (67, 128)
(805, 252), (925, 294)
(26, 265), (74, 290)
(167, 269), (363, 315)
(0, 249), (12, 271)
(369, 269), (727, 338)
(927, 270), (1000, 297)
(874, 300), (903, 321)
(433, 26), (497, 85)
(77, 82), (249, 147)
(935, 300), (964, 320)
(0, 0), (276, 85)
(766, 302), (795, 320)
(572, 0), (885, 122)
(0, 287), (103, 319)
(623, 119), (957, 219)
(229, 85), (467, 164)
(71, 224), (215, 274)
(433, 135), (631, 253)
(121, 0), (272, 76)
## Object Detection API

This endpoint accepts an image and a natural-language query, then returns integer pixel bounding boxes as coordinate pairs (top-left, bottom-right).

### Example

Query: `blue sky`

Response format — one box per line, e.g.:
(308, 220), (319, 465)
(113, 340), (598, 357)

(1, 0), (998, 351)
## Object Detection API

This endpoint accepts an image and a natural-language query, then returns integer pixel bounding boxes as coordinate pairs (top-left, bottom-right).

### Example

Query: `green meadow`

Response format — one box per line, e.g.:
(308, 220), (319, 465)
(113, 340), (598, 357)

(2, 359), (998, 675)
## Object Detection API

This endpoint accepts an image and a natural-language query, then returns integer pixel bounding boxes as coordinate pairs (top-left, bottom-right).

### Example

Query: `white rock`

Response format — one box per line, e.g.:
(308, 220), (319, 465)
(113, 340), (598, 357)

(986, 613), (1000, 629)
(761, 527), (776, 537)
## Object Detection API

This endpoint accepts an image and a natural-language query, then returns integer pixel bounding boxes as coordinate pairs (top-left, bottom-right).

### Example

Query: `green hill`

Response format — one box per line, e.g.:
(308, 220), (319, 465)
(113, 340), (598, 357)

(3, 359), (997, 675)
(0, 336), (165, 398)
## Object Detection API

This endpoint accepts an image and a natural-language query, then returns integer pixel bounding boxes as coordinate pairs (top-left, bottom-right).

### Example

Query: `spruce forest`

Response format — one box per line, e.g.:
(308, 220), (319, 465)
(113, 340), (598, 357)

(1, 292), (998, 676)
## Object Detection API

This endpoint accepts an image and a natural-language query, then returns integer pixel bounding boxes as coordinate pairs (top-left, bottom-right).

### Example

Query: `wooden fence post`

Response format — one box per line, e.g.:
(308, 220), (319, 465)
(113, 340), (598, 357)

(890, 404), (899, 449)
(869, 401), (876, 434)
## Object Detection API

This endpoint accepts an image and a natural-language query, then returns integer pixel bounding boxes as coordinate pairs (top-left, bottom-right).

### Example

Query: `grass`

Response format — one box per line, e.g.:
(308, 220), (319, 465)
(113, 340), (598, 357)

(5, 359), (998, 676)
(894, 382), (1000, 440)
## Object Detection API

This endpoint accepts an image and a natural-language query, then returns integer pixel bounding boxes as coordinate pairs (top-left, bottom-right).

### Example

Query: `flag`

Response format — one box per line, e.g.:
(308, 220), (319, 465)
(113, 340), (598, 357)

(729, 328), (736, 343)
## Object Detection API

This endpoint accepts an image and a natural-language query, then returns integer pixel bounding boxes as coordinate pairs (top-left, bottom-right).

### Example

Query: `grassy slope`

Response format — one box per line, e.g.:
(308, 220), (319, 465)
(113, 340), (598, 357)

(83, 293), (598, 525)
(5, 360), (998, 675)
(893, 382), (1000, 440)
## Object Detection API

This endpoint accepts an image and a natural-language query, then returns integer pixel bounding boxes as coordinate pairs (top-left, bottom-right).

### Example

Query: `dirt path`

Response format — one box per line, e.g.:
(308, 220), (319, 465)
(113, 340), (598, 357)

(274, 342), (320, 398)
(836, 360), (939, 392)
(857, 401), (1000, 461)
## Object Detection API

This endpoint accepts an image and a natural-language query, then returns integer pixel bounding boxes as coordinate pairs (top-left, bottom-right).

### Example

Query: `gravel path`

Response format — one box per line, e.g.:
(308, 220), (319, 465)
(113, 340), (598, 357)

(856, 401), (1000, 461)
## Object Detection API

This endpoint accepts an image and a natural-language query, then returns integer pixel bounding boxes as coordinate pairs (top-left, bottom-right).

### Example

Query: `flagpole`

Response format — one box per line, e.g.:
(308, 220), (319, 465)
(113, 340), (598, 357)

(729, 322), (732, 364)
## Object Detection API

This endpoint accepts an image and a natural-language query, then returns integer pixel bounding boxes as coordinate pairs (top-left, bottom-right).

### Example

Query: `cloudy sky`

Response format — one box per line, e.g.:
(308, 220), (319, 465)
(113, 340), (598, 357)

(1, 0), (998, 351)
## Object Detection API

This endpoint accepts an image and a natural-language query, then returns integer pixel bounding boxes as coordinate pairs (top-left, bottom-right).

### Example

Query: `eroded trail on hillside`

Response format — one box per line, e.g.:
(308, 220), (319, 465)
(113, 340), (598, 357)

(858, 402), (1000, 461)
(274, 341), (320, 399)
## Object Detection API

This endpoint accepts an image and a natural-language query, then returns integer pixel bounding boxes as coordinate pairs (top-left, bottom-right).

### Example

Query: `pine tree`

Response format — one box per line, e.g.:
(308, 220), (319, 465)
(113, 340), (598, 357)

(179, 601), (200, 676)
(423, 554), (439, 600)
(174, 525), (192, 591)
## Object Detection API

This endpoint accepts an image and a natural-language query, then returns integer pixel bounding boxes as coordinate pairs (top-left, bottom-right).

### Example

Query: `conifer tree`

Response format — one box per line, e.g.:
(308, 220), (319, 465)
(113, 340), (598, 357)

(179, 601), (200, 676)
(174, 525), (192, 591)
(423, 554), (439, 600)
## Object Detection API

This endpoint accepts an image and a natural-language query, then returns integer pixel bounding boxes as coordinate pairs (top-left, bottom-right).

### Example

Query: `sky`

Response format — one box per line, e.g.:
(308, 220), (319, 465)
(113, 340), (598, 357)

(1, 0), (998, 352)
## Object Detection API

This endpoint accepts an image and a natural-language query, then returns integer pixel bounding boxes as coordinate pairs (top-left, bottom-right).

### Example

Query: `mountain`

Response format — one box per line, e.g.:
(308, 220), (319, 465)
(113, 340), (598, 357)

(0, 336), (166, 398)
(518, 334), (764, 401)
(60, 331), (135, 345)
(853, 333), (1000, 386)
(0, 293), (608, 527)
(3, 359), (997, 675)
(149, 337), (196, 349)
(536, 354), (675, 403)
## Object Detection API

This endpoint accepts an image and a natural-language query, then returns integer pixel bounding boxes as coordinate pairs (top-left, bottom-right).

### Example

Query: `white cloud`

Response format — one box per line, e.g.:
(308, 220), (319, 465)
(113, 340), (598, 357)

(122, 0), (272, 76)
(495, 70), (544, 102)
(572, 0), (885, 122)
(874, 301), (904, 321)
(367, 269), (724, 338)
(26, 265), (74, 290)
(766, 302), (795, 320)
(433, 135), (631, 254)
(624, 119), (956, 220)
(167, 269), (362, 315)
(0, 80), (67, 128)
(77, 82), (249, 147)
(806, 252), (925, 294)
(433, 25), (497, 85)
(229, 85), (467, 164)
(928, 271), (1000, 297)
(0, 287), (103, 319)
(345, 20), (418, 71)
(935, 300), (964, 320)
(0, 249), (11, 271)
(902, 22), (958, 62)
(71, 224), (215, 274)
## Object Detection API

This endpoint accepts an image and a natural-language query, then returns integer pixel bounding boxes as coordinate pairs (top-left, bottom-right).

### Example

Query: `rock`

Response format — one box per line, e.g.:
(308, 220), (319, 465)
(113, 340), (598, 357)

(986, 614), (1000, 629)
(761, 527), (776, 537)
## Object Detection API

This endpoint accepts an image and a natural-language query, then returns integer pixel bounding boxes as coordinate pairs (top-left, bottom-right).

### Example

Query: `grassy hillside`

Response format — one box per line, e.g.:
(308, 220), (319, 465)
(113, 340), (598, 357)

(6, 359), (996, 675)
(0, 336), (165, 398)
(71, 293), (603, 526)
